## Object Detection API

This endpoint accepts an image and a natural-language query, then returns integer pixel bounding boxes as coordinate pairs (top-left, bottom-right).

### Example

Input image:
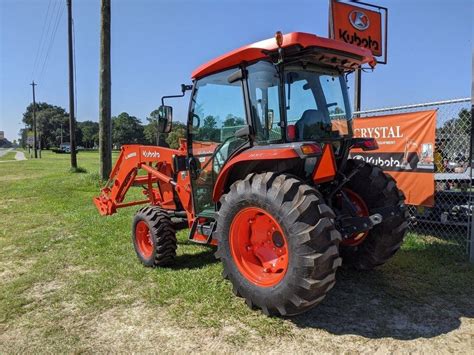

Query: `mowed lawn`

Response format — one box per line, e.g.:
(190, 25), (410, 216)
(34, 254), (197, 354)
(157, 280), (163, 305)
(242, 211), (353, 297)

(1, 150), (473, 352)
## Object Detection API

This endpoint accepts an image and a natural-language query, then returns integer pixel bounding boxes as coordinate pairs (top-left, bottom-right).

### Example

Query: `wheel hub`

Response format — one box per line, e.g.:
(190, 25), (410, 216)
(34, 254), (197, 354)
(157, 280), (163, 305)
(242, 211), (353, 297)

(135, 220), (154, 258)
(229, 207), (288, 287)
(339, 188), (370, 246)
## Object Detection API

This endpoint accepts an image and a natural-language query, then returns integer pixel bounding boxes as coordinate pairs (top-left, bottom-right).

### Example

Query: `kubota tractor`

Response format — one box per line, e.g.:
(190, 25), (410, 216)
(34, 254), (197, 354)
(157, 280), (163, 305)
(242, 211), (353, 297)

(94, 32), (408, 316)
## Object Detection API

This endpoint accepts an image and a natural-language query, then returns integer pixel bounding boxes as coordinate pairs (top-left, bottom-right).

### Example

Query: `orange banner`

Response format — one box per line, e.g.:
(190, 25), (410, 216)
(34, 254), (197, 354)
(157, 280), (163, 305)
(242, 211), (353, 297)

(352, 110), (437, 206)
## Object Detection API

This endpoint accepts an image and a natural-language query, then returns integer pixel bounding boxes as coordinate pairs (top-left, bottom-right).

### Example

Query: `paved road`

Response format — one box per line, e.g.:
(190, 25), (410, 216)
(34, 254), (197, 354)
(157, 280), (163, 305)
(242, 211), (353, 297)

(15, 151), (26, 161)
(0, 148), (26, 162)
(0, 148), (13, 157)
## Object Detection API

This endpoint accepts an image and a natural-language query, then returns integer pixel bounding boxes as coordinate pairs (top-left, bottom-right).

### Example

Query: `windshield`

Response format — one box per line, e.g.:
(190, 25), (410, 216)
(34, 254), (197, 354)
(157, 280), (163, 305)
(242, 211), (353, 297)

(285, 66), (352, 140)
(246, 61), (352, 143)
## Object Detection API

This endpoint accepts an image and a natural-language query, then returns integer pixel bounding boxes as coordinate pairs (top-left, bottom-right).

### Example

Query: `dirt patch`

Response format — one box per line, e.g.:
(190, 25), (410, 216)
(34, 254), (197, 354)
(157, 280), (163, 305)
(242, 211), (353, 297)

(0, 173), (42, 182)
(0, 258), (35, 282)
(27, 280), (65, 302)
(1, 300), (471, 353)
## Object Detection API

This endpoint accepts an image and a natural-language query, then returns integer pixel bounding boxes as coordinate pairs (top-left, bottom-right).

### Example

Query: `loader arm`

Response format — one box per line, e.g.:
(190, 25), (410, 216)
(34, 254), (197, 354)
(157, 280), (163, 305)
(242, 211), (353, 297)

(93, 144), (191, 218)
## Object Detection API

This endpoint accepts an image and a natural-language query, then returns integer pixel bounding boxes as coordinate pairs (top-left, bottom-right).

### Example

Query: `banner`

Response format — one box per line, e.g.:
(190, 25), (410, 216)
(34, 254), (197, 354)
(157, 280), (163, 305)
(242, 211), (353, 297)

(352, 110), (437, 206)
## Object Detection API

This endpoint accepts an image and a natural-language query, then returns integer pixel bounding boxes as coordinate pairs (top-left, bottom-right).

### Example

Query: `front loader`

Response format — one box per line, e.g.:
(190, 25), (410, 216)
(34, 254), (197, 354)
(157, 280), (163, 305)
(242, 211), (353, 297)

(94, 32), (408, 316)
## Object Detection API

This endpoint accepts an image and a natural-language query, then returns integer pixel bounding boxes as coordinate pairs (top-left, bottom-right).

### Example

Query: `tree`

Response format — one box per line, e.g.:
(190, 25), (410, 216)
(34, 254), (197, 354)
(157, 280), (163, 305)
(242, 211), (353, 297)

(223, 114), (245, 127)
(144, 120), (157, 144)
(112, 112), (144, 146)
(19, 128), (28, 148)
(199, 115), (220, 142)
(143, 109), (162, 145)
(78, 121), (99, 148)
(166, 122), (186, 149)
(436, 108), (471, 162)
(21, 102), (69, 148)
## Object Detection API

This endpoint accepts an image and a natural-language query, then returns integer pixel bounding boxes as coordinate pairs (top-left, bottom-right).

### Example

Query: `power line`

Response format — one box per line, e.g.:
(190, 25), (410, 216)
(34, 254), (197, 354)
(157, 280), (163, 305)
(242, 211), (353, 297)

(38, 1), (65, 83)
(35, 0), (61, 81)
(33, 0), (60, 81)
(32, 0), (56, 79)
(38, 2), (64, 82)
(31, 0), (53, 79)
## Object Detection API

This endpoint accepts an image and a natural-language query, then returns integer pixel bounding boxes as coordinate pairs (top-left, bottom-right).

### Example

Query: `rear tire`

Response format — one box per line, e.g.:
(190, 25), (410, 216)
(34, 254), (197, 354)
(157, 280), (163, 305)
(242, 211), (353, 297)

(342, 160), (408, 270)
(132, 206), (177, 267)
(215, 173), (341, 316)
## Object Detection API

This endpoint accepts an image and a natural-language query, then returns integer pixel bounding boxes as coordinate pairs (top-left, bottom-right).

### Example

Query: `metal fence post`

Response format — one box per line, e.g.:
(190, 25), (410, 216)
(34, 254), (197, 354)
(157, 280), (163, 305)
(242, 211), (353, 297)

(469, 101), (474, 263)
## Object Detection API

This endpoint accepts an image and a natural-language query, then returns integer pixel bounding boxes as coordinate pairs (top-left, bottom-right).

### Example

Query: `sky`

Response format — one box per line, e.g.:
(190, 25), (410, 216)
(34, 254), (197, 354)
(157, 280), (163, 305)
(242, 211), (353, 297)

(0, 0), (472, 141)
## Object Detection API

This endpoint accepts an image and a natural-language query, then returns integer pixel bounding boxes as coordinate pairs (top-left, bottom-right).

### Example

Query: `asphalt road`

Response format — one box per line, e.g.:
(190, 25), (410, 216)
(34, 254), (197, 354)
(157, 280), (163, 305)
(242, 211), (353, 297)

(0, 148), (26, 161)
(0, 148), (13, 157)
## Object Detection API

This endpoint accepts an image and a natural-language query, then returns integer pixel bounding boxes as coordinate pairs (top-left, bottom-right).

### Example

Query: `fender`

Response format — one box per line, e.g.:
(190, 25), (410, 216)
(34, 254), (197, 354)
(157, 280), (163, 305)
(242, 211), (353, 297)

(212, 146), (300, 202)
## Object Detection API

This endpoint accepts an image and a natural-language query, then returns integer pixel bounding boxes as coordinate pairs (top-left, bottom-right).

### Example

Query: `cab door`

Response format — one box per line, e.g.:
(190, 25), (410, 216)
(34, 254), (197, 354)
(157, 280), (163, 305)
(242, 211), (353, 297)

(188, 68), (247, 217)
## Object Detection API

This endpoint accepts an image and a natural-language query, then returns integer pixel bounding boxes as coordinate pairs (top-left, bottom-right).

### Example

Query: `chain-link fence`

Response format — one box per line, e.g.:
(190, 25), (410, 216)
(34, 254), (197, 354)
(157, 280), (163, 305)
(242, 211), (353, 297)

(355, 98), (473, 260)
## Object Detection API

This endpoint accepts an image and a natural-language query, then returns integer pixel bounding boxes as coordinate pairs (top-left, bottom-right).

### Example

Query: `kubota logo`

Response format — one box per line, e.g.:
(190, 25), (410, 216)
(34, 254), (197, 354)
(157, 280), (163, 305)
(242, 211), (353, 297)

(349, 10), (370, 31)
(142, 150), (160, 158)
(125, 152), (137, 160)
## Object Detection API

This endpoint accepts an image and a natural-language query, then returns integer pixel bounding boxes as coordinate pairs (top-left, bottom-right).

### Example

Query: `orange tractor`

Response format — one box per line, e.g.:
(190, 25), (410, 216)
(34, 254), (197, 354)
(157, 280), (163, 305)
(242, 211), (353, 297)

(94, 32), (407, 316)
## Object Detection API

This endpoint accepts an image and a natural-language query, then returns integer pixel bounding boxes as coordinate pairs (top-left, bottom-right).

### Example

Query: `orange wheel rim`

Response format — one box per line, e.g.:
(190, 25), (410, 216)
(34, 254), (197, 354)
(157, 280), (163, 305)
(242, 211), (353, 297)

(135, 221), (153, 258)
(340, 188), (370, 246)
(229, 207), (288, 287)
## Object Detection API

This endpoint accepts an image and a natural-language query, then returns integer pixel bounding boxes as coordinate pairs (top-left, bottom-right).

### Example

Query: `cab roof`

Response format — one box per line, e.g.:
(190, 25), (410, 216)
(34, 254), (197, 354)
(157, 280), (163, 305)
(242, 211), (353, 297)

(191, 32), (376, 80)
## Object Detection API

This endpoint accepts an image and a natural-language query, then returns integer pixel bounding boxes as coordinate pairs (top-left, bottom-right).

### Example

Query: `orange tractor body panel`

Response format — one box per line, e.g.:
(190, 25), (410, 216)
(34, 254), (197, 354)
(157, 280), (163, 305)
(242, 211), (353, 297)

(192, 31), (376, 79)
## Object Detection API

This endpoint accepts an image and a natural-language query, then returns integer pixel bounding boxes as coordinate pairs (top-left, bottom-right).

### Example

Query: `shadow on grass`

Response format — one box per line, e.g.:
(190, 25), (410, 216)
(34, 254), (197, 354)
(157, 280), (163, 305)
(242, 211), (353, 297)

(291, 243), (473, 340)
(69, 166), (88, 174)
(170, 248), (218, 270)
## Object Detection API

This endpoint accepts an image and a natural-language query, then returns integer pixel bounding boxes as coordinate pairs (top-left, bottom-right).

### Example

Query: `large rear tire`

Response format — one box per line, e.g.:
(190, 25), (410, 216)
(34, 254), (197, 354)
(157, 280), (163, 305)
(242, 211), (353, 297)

(341, 160), (408, 270)
(132, 206), (177, 267)
(215, 173), (341, 316)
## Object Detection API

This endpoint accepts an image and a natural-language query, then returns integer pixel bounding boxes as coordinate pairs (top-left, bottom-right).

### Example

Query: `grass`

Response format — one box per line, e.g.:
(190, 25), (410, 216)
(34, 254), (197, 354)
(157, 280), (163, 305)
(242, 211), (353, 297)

(0, 150), (473, 352)
(0, 150), (17, 161)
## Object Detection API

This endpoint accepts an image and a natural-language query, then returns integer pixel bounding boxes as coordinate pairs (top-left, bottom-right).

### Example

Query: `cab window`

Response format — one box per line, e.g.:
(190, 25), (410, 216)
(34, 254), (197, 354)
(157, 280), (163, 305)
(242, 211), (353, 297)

(247, 61), (282, 142)
(189, 68), (247, 214)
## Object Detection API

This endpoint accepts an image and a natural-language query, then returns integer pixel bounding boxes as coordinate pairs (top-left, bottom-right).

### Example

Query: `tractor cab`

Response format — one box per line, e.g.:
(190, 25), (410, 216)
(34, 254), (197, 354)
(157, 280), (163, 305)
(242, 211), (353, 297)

(159, 32), (376, 216)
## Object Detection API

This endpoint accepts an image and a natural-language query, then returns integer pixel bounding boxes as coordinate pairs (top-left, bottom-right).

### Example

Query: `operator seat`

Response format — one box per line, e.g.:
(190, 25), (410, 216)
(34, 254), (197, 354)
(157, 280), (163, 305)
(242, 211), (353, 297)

(295, 109), (331, 140)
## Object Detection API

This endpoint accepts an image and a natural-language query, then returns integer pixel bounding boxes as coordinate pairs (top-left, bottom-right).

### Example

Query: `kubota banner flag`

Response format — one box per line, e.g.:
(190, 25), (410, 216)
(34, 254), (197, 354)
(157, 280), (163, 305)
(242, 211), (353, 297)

(351, 110), (437, 206)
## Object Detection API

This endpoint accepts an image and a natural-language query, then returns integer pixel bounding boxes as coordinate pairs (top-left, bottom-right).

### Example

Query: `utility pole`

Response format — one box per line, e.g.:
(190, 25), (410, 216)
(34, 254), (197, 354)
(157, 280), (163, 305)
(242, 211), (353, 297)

(352, 0), (362, 114)
(30, 81), (37, 158)
(99, 0), (112, 180)
(67, 0), (77, 168)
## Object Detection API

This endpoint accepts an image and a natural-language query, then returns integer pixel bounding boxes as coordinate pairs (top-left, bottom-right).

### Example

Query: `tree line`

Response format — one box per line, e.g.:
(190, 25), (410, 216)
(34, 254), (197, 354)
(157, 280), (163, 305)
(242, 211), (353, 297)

(19, 102), (186, 149)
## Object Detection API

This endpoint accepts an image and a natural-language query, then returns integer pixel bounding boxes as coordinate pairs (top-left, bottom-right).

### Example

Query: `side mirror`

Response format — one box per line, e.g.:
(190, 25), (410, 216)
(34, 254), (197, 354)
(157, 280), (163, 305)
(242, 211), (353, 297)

(158, 105), (173, 133)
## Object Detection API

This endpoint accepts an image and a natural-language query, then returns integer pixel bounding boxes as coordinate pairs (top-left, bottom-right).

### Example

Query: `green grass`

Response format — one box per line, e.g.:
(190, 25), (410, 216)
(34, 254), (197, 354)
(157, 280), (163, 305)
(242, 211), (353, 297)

(0, 150), (473, 351)
(0, 150), (17, 161)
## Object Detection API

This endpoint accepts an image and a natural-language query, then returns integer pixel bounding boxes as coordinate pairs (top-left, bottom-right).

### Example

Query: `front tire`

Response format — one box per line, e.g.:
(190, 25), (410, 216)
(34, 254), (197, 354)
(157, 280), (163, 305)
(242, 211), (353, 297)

(342, 160), (408, 270)
(215, 173), (341, 316)
(132, 206), (177, 267)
